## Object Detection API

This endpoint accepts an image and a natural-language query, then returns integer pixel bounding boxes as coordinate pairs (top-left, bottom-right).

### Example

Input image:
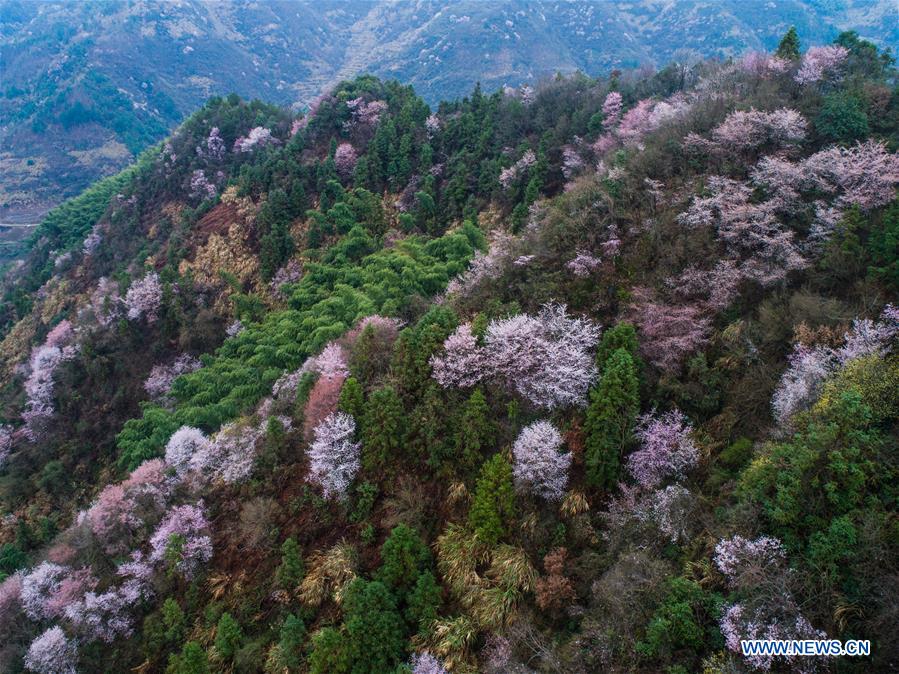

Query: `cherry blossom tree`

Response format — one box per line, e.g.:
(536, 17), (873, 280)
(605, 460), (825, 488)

(566, 251), (602, 277)
(189, 170), (217, 200)
(429, 323), (485, 388)
(200, 126), (226, 160)
(499, 150), (537, 189)
(601, 91), (623, 130)
(233, 126), (276, 152)
(707, 108), (807, 152)
(124, 271), (162, 323)
(771, 344), (836, 423)
(143, 354), (201, 404)
(512, 420), (571, 501)
(714, 535), (786, 585)
(64, 580), (148, 643)
(24, 626), (77, 674)
(164, 426), (212, 477)
(0, 572), (23, 631)
(425, 114), (441, 137)
(22, 324), (78, 440)
(801, 140), (899, 212)
(148, 504), (213, 580)
(627, 409), (698, 488)
(410, 652), (449, 674)
(334, 143), (359, 178)
(190, 420), (266, 484)
(795, 45), (849, 85)
(307, 412), (360, 499)
(629, 289), (710, 373)
(0, 423), (13, 468)
(21, 562), (69, 620)
(837, 305), (899, 363)
(739, 51), (789, 78)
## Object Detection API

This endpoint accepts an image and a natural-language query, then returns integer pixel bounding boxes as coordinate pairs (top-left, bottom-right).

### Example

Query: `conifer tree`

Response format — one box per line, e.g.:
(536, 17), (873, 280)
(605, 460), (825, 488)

(584, 348), (639, 489)
(275, 537), (305, 589)
(453, 388), (494, 470)
(213, 612), (243, 662)
(776, 26), (801, 60)
(337, 377), (365, 420)
(361, 385), (406, 470)
(469, 453), (516, 544)
(343, 579), (407, 674)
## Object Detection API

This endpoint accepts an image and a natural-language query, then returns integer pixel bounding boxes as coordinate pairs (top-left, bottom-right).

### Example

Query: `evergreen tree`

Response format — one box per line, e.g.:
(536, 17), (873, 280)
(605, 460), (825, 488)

(342, 579), (407, 674)
(469, 453), (516, 544)
(595, 322), (641, 372)
(409, 383), (449, 466)
(337, 377), (365, 420)
(166, 641), (209, 674)
(584, 348), (639, 489)
(776, 26), (801, 60)
(376, 524), (432, 597)
(275, 537), (305, 589)
(308, 628), (350, 674)
(266, 614), (306, 672)
(361, 385), (406, 470)
(405, 570), (441, 632)
(453, 389), (494, 470)
(213, 612), (243, 662)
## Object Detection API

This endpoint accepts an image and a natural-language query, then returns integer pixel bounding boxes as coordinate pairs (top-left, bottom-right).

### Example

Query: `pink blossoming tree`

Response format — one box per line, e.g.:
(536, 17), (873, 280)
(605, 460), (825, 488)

(307, 412), (360, 499)
(512, 420), (571, 501)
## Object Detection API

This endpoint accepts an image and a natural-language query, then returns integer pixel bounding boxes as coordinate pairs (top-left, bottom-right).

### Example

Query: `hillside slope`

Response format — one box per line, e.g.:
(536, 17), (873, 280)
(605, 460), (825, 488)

(1, 30), (899, 674)
(1, 0), (895, 221)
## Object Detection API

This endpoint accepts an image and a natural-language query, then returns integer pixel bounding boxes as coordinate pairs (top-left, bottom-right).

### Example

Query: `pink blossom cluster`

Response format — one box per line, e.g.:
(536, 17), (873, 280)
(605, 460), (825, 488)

(148, 503), (213, 580)
(226, 320), (245, 337)
(21, 562), (93, 621)
(425, 113), (441, 136)
(308, 342), (350, 381)
(189, 169), (217, 200)
(189, 420), (266, 485)
(562, 145), (586, 180)
(0, 572), (24, 630)
(124, 271), (162, 323)
(628, 288), (711, 373)
(0, 423), (11, 468)
(269, 258), (303, 298)
(739, 51), (789, 78)
(636, 484), (695, 543)
(86, 458), (172, 554)
(720, 602), (826, 672)
(143, 354), (202, 403)
(24, 626), (77, 674)
(307, 411), (360, 499)
(410, 652), (449, 674)
(669, 260), (742, 312)
(84, 277), (122, 328)
(22, 324), (78, 440)
(196, 126), (225, 160)
(499, 149), (537, 189)
(800, 140), (899, 212)
(707, 108), (807, 152)
(233, 126), (277, 152)
(345, 97), (388, 130)
(445, 233), (515, 297)
(601, 91), (623, 131)
(714, 535), (786, 585)
(82, 223), (103, 256)
(164, 426), (212, 476)
(795, 45), (849, 85)
(627, 409), (698, 488)
(64, 579), (148, 643)
(512, 420), (571, 501)
(431, 303), (601, 409)
(566, 250), (602, 277)
(334, 142), (358, 178)
(772, 305), (897, 422)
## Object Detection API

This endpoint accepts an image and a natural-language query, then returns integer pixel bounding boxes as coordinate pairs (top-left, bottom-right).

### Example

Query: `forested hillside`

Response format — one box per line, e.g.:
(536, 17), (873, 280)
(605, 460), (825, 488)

(1, 29), (898, 674)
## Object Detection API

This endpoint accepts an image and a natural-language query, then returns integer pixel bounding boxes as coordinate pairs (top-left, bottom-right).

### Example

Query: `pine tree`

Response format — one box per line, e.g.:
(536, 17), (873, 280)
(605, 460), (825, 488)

(337, 377), (365, 420)
(584, 348), (639, 489)
(453, 389), (494, 470)
(275, 537), (305, 589)
(343, 579), (407, 674)
(361, 385), (406, 471)
(776, 26), (801, 60)
(405, 570), (441, 632)
(376, 524), (432, 598)
(469, 453), (516, 544)
(166, 641), (209, 674)
(213, 612), (243, 662)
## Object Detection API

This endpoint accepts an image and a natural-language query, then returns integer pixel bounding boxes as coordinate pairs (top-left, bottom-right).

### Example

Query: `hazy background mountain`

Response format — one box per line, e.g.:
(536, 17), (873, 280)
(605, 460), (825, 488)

(1, 0), (894, 223)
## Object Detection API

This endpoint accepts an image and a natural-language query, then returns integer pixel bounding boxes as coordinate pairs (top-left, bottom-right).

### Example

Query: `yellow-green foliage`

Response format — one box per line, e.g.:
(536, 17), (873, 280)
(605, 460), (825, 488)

(815, 354), (899, 424)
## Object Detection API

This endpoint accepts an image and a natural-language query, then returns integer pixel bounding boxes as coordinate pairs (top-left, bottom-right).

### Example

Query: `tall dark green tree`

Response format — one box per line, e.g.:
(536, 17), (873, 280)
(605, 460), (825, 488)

(584, 348), (639, 489)
(776, 26), (801, 60)
(361, 385), (406, 470)
(342, 579), (407, 674)
(453, 388), (495, 470)
(469, 453), (516, 544)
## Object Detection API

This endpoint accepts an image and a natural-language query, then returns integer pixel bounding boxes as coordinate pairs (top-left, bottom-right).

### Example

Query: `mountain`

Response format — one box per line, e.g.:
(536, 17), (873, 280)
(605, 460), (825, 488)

(1, 0), (895, 223)
(0, 27), (898, 673)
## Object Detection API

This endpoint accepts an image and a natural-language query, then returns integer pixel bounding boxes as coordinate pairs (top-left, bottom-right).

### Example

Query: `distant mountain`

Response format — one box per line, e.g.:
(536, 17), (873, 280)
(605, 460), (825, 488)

(1, 0), (894, 220)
